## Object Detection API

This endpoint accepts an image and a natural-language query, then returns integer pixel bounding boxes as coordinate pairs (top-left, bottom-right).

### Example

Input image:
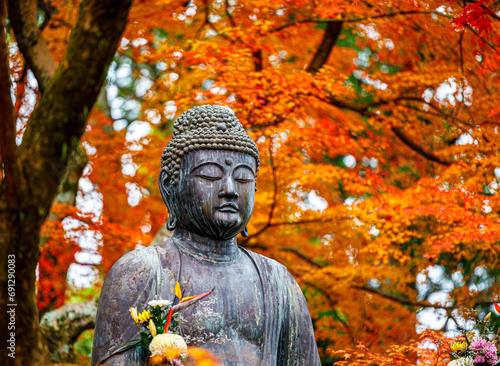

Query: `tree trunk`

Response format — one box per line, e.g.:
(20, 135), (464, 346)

(1, 0), (132, 364)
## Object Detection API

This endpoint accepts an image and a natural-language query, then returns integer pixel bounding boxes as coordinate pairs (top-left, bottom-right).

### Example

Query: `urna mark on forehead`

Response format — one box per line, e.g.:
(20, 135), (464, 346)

(161, 105), (260, 186)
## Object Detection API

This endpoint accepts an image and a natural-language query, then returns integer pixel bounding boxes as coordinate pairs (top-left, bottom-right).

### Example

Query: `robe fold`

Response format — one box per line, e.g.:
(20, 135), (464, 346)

(91, 240), (320, 366)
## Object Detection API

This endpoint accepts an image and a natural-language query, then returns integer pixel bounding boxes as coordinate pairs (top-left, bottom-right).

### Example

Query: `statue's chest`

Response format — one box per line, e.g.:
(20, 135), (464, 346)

(176, 254), (265, 344)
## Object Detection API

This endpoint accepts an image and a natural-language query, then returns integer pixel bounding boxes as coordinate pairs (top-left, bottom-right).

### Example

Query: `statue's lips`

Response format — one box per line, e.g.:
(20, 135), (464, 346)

(217, 203), (239, 213)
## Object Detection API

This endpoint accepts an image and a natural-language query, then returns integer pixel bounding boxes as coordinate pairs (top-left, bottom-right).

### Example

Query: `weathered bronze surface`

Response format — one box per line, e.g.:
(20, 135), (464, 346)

(92, 106), (320, 366)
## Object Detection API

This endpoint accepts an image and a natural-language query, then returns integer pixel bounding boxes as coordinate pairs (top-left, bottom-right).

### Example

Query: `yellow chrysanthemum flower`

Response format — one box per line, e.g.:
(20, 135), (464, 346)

(137, 309), (151, 323)
(450, 341), (467, 352)
(149, 333), (188, 365)
(129, 307), (139, 324)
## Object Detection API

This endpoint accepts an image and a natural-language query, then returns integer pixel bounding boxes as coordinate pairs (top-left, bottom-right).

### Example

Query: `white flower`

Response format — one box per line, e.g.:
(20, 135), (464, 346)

(448, 358), (474, 366)
(148, 299), (172, 307)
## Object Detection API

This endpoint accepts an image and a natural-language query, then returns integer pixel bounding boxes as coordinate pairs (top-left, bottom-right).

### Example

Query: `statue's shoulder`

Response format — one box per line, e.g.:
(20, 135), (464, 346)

(105, 239), (178, 286)
(110, 239), (176, 269)
(240, 247), (288, 275)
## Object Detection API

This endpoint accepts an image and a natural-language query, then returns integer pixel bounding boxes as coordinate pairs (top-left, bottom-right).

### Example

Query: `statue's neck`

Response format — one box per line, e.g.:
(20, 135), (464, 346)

(171, 227), (240, 262)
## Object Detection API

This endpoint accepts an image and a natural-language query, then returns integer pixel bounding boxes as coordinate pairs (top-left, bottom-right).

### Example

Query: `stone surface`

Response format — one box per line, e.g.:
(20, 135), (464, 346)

(91, 106), (320, 366)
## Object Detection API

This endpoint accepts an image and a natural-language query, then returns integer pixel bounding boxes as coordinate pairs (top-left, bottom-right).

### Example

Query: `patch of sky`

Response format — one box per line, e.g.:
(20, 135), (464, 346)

(353, 70), (387, 90)
(354, 48), (372, 68)
(115, 63), (132, 88)
(156, 61), (168, 71)
(120, 37), (130, 49)
(343, 155), (356, 169)
(67, 264), (98, 287)
(126, 120), (151, 142)
(432, 76), (473, 107)
(164, 101), (177, 119)
(469, 265), (493, 292)
(135, 77), (154, 98)
(357, 24), (380, 41)
(369, 225), (379, 237)
(344, 197), (356, 206)
(113, 119), (128, 131)
(146, 109), (162, 125)
(107, 84), (119, 102)
(385, 39), (394, 50)
(186, 6), (197, 17)
(346, 245), (358, 265)
(76, 187), (103, 220)
(131, 38), (148, 47)
(78, 176), (94, 194)
(435, 5), (453, 15)
(417, 307), (448, 331)
(202, 79), (215, 90)
(121, 153), (137, 176)
(126, 182), (144, 207)
(455, 133), (477, 145)
(304, 191), (328, 211)
(487, 179), (497, 194)
(483, 199), (492, 213)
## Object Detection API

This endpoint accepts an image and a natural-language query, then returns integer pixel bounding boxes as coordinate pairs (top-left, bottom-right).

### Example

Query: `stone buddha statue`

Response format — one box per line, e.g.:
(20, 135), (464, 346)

(91, 105), (320, 366)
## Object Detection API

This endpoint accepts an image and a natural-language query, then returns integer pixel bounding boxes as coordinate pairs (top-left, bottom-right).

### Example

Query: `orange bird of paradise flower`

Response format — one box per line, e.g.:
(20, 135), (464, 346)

(164, 281), (215, 333)
(494, 294), (500, 314)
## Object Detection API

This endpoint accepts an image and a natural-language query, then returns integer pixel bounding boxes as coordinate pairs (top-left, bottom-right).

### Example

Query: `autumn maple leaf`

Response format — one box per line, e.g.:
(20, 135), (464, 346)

(453, 0), (494, 35)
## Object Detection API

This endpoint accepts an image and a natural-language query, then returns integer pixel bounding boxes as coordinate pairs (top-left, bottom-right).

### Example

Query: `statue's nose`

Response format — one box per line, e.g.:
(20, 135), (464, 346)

(219, 176), (239, 198)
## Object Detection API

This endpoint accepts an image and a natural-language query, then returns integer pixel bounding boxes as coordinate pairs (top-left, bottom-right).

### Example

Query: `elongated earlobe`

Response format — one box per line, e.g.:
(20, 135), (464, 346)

(241, 226), (249, 237)
(167, 215), (177, 231)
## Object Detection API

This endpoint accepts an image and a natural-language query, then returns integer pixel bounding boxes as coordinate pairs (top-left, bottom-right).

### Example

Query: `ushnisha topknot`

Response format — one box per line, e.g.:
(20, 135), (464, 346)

(161, 105), (260, 186)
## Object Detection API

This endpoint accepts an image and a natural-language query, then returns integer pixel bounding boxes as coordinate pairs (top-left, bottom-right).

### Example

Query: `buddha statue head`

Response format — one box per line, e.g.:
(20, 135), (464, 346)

(159, 105), (260, 240)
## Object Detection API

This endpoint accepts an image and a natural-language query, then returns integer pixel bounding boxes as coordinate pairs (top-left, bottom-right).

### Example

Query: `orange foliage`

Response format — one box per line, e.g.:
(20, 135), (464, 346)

(38, 204), (80, 312)
(332, 330), (452, 365)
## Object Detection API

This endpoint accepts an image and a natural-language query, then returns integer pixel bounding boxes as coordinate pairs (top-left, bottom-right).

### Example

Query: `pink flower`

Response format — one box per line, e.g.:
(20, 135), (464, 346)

(470, 339), (487, 350)
(469, 339), (498, 364)
(475, 355), (485, 363)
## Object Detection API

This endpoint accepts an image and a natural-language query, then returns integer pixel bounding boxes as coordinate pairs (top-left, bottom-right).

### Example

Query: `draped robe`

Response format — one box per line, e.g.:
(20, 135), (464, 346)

(91, 239), (320, 365)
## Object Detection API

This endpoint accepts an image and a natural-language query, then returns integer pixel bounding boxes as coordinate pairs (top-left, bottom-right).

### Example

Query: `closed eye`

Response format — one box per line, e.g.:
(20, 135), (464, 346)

(197, 174), (222, 181)
(235, 178), (254, 183)
(192, 163), (224, 181)
(233, 166), (255, 183)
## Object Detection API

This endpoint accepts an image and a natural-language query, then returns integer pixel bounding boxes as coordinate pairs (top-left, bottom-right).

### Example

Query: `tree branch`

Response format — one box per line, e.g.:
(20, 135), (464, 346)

(353, 285), (454, 310)
(322, 95), (455, 165)
(353, 285), (496, 312)
(391, 127), (452, 166)
(307, 21), (343, 74)
(40, 301), (97, 363)
(280, 246), (324, 268)
(7, 0), (57, 91)
(253, 48), (263, 71)
(271, 11), (498, 49)
(304, 280), (356, 344)
(225, 0), (236, 27)
(271, 11), (442, 32)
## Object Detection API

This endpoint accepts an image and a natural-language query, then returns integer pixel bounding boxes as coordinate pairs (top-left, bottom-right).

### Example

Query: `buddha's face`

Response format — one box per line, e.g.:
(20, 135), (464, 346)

(166, 149), (256, 240)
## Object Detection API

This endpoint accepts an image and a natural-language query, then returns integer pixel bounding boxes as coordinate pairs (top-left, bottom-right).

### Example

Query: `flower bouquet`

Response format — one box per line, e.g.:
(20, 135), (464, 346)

(116, 281), (215, 366)
(449, 306), (500, 366)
